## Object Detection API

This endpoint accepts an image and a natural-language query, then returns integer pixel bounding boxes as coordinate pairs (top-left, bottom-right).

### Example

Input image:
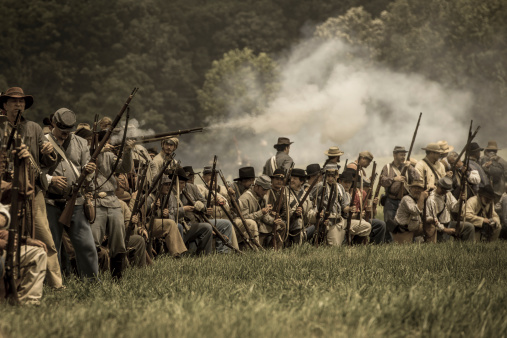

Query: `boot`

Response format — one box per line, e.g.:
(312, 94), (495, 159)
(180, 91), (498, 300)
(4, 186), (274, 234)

(110, 253), (126, 280)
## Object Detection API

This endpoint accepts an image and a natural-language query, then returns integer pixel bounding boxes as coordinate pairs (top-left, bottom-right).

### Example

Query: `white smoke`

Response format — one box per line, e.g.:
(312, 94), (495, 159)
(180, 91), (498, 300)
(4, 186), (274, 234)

(179, 38), (475, 178)
(110, 118), (155, 145)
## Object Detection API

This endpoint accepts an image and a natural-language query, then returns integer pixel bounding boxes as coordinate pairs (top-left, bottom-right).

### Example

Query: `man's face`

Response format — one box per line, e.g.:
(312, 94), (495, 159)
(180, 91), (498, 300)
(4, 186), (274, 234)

(427, 151), (440, 162)
(161, 182), (171, 195)
(3, 98), (25, 117)
(253, 185), (269, 198)
(394, 152), (406, 163)
(162, 142), (176, 155)
(203, 173), (212, 184)
(290, 176), (303, 190)
(272, 177), (284, 190)
(241, 178), (255, 189)
(340, 180), (352, 191)
(436, 185), (446, 196)
(410, 186), (424, 199)
(52, 123), (71, 140)
(178, 180), (186, 192)
(485, 150), (497, 158)
(187, 174), (194, 184)
(326, 171), (338, 184)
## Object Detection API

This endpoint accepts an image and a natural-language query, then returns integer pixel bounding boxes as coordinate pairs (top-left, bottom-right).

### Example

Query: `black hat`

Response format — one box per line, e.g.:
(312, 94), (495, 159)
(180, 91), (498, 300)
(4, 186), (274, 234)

(469, 142), (484, 152)
(176, 167), (189, 181)
(273, 137), (293, 149)
(52, 108), (76, 131)
(75, 127), (93, 140)
(478, 185), (497, 200)
(270, 168), (285, 179)
(291, 168), (307, 178)
(306, 164), (321, 177)
(339, 168), (356, 182)
(183, 166), (195, 175)
(234, 167), (255, 181)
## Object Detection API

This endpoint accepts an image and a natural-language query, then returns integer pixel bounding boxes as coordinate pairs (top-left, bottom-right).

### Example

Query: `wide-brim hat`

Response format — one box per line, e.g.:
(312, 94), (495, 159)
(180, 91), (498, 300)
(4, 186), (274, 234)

(324, 146), (344, 157)
(115, 188), (131, 201)
(183, 166), (196, 175)
(421, 143), (443, 153)
(0, 87), (34, 109)
(291, 168), (307, 178)
(203, 166), (213, 175)
(273, 137), (293, 149)
(393, 146), (408, 153)
(469, 142), (483, 152)
(175, 167), (189, 181)
(485, 141), (500, 151)
(306, 163), (321, 177)
(478, 185), (497, 200)
(234, 166), (255, 181)
(270, 168), (285, 179)
(52, 108), (76, 132)
(75, 127), (93, 139)
(338, 169), (355, 182)
(437, 140), (454, 153)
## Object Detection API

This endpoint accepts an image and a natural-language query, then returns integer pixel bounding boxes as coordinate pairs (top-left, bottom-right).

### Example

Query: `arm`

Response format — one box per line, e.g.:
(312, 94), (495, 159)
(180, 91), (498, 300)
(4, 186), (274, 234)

(465, 197), (484, 227)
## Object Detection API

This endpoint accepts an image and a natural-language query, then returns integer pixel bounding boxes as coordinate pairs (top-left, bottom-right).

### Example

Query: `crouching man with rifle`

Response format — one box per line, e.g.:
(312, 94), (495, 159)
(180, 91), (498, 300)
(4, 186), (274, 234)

(43, 109), (99, 280)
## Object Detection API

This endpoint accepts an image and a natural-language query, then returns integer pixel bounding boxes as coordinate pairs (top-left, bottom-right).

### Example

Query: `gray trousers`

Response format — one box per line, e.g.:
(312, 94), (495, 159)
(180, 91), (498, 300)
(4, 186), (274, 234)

(91, 206), (127, 256)
(439, 221), (475, 242)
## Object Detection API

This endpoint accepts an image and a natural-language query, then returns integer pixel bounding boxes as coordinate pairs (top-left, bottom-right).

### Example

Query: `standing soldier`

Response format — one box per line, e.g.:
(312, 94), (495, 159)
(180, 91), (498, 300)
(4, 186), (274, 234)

(152, 137), (179, 177)
(480, 141), (507, 197)
(263, 137), (294, 176)
(43, 109), (99, 280)
(437, 140), (454, 171)
(323, 146), (344, 167)
(91, 130), (135, 278)
(380, 146), (419, 233)
(415, 143), (449, 191)
(0, 87), (63, 289)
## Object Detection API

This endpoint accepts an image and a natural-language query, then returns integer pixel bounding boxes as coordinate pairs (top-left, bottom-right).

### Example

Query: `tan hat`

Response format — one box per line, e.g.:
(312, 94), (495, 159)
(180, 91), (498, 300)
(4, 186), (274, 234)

(162, 137), (179, 148)
(437, 140), (454, 153)
(359, 151), (374, 160)
(485, 141), (500, 151)
(421, 143), (442, 153)
(324, 146), (344, 157)
(0, 87), (34, 109)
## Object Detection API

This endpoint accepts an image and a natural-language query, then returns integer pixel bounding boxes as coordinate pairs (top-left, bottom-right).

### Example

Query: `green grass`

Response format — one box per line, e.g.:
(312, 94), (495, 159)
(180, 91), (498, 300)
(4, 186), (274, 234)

(2, 242), (507, 337)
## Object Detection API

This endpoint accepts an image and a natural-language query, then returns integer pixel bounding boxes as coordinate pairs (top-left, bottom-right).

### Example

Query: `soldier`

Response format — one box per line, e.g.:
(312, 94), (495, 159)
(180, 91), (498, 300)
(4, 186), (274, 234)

(347, 151), (374, 175)
(480, 141), (507, 196)
(304, 164), (321, 195)
(229, 166), (256, 203)
(43, 109), (99, 280)
(236, 175), (273, 247)
(468, 142), (490, 194)
(425, 177), (475, 241)
(415, 143), (451, 191)
(183, 166), (197, 184)
(259, 168), (288, 248)
(379, 146), (419, 233)
(90, 130), (135, 278)
(262, 137), (294, 176)
(152, 137), (179, 177)
(287, 168), (316, 245)
(447, 151), (481, 200)
(437, 140), (454, 171)
(358, 179), (386, 244)
(465, 185), (502, 241)
(323, 146), (344, 167)
(0, 88), (62, 289)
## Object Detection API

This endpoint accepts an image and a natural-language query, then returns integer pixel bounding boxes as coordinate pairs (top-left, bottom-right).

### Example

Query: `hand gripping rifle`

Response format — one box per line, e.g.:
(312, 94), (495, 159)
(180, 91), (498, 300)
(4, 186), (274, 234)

(313, 170), (328, 248)
(218, 170), (264, 250)
(197, 173), (257, 251)
(347, 164), (361, 246)
(124, 162), (148, 248)
(397, 112), (422, 199)
(206, 156), (217, 209)
(58, 88), (138, 227)
(289, 177), (319, 226)
(181, 189), (243, 255)
(272, 164), (294, 250)
(315, 181), (336, 247)
(4, 136), (23, 305)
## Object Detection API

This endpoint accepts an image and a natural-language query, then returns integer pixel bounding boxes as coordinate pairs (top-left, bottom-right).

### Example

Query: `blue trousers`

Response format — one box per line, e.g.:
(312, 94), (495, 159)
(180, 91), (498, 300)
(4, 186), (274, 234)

(46, 204), (99, 280)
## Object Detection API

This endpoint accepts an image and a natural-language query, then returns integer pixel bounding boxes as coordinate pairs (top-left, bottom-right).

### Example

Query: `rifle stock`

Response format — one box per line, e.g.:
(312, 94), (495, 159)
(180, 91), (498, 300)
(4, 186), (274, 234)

(58, 88), (138, 227)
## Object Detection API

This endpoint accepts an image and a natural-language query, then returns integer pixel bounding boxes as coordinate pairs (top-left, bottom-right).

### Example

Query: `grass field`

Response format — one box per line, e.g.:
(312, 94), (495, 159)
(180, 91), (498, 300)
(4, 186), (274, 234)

(1, 242), (506, 338)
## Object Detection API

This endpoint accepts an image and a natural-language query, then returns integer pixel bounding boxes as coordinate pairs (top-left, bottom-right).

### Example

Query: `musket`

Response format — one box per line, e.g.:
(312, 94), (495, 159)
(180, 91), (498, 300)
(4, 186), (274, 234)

(371, 180), (383, 218)
(6, 110), (22, 150)
(124, 162), (148, 248)
(363, 161), (377, 222)
(347, 164), (361, 245)
(217, 169), (264, 250)
(197, 173), (256, 251)
(397, 112), (422, 199)
(288, 177), (319, 226)
(90, 114), (99, 154)
(451, 125), (481, 172)
(58, 88), (138, 227)
(181, 189), (243, 255)
(206, 156), (217, 209)
(4, 137), (22, 305)
(315, 181), (336, 246)
(313, 170), (328, 248)
(272, 163), (294, 250)
(123, 127), (204, 145)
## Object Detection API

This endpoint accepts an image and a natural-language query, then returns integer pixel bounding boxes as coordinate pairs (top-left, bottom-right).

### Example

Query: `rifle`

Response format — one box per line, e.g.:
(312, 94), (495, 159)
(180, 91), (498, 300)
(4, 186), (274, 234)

(4, 137), (22, 305)
(347, 164), (361, 245)
(206, 156), (217, 209)
(364, 161), (377, 222)
(197, 173), (256, 251)
(371, 180), (382, 219)
(5, 110), (22, 150)
(58, 88), (138, 227)
(451, 125), (481, 172)
(181, 189), (243, 254)
(288, 177), (319, 226)
(455, 121), (478, 234)
(397, 112), (422, 199)
(120, 127), (204, 145)
(90, 114), (99, 154)
(217, 170), (264, 250)
(124, 162), (148, 247)
(313, 170), (328, 248)
(315, 181), (336, 246)
(272, 163), (294, 250)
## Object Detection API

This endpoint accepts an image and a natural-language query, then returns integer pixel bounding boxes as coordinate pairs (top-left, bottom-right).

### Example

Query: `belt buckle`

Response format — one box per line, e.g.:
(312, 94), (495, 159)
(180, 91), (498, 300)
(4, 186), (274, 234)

(98, 192), (107, 198)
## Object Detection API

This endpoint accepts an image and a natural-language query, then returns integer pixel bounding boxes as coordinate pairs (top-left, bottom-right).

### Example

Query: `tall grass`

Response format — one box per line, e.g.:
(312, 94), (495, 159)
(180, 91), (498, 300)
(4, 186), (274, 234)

(1, 242), (506, 337)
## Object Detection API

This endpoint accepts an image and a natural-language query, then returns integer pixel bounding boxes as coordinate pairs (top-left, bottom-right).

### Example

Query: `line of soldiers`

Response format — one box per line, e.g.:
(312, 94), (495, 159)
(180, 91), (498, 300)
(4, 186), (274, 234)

(1, 87), (506, 306)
